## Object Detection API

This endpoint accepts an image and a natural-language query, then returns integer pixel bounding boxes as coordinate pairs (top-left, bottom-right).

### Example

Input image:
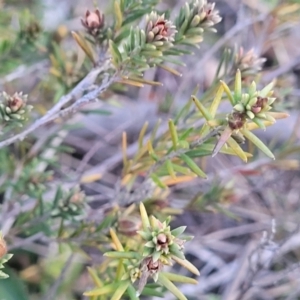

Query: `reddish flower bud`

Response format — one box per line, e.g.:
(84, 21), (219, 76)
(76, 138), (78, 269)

(251, 96), (268, 114)
(157, 233), (167, 245)
(81, 9), (104, 35)
(145, 12), (176, 47)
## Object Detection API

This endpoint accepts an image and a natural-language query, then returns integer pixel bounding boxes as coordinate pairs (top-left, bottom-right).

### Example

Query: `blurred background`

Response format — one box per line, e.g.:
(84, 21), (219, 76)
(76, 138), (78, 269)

(1, 0), (300, 299)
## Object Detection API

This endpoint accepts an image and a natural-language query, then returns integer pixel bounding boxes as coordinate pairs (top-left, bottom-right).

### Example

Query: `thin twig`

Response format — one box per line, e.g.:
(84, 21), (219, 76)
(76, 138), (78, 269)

(123, 127), (221, 205)
(0, 62), (114, 149)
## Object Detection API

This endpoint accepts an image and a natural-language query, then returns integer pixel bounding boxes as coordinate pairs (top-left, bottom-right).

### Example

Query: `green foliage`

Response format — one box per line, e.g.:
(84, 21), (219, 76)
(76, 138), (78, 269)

(84, 203), (198, 299)
(0, 0), (295, 299)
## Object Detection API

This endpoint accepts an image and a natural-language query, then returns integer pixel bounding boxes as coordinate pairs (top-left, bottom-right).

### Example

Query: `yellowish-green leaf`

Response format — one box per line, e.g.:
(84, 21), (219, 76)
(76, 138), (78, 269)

(172, 255), (200, 276)
(192, 96), (212, 121)
(246, 121), (273, 131)
(227, 137), (248, 162)
(83, 283), (117, 296)
(71, 31), (95, 64)
(252, 117), (266, 130)
(161, 272), (198, 284)
(87, 267), (102, 288)
(109, 40), (122, 66)
(187, 144), (252, 158)
(116, 79), (144, 87)
(110, 228), (124, 251)
(163, 175), (196, 185)
(210, 85), (224, 117)
(268, 111), (289, 120)
(234, 69), (241, 103)
(241, 128), (275, 159)
(159, 64), (182, 76)
(260, 81), (274, 97)
(220, 80), (234, 105)
(151, 173), (167, 188)
(104, 251), (141, 259)
(116, 259), (124, 281)
(139, 203), (150, 230)
(127, 284), (139, 300)
(114, 0), (123, 30)
(166, 160), (176, 179)
(168, 119), (179, 150)
(158, 273), (187, 300)
(180, 154), (207, 178)
(127, 76), (163, 86)
(111, 280), (130, 300)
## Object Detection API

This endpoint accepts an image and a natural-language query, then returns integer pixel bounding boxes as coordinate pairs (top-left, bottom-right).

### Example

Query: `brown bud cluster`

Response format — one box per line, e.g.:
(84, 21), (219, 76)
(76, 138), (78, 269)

(143, 256), (163, 275)
(228, 112), (246, 130)
(81, 9), (104, 35)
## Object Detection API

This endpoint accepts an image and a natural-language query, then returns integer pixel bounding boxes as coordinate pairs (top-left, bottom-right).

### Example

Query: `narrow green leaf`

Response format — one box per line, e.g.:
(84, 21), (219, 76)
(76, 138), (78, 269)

(220, 80), (235, 105)
(161, 272), (198, 284)
(122, 10), (150, 26)
(139, 203), (150, 230)
(114, 1), (123, 30)
(81, 109), (112, 115)
(109, 40), (122, 66)
(127, 284), (139, 300)
(260, 81), (274, 97)
(180, 154), (207, 178)
(141, 286), (164, 297)
(71, 31), (95, 64)
(172, 164), (193, 175)
(179, 128), (193, 141)
(252, 117), (266, 130)
(127, 76), (162, 86)
(114, 28), (131, 44)
(110, 228), (124, 251)
(158, 273), (187, 300)
(234, 69), (242, 103)
(87, 267), (102, 288)
(165, 160), (176, 179)
(151, 173), (167, 188)
(159, 64), (182, 76)
(171, 226), (186, 237)
(227, 137), (248, 162)
(172, 255), (200, 276)
(241, 128), (275, 159)
(210, 85), (224, 117)
(192, 96), (212, 121)
(84, 283), (117, 296)
(104, 251), (141, 259)
(169, 243), (185, 260)
(111, 280), (130, 300)
(168, 119), (179, 150)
